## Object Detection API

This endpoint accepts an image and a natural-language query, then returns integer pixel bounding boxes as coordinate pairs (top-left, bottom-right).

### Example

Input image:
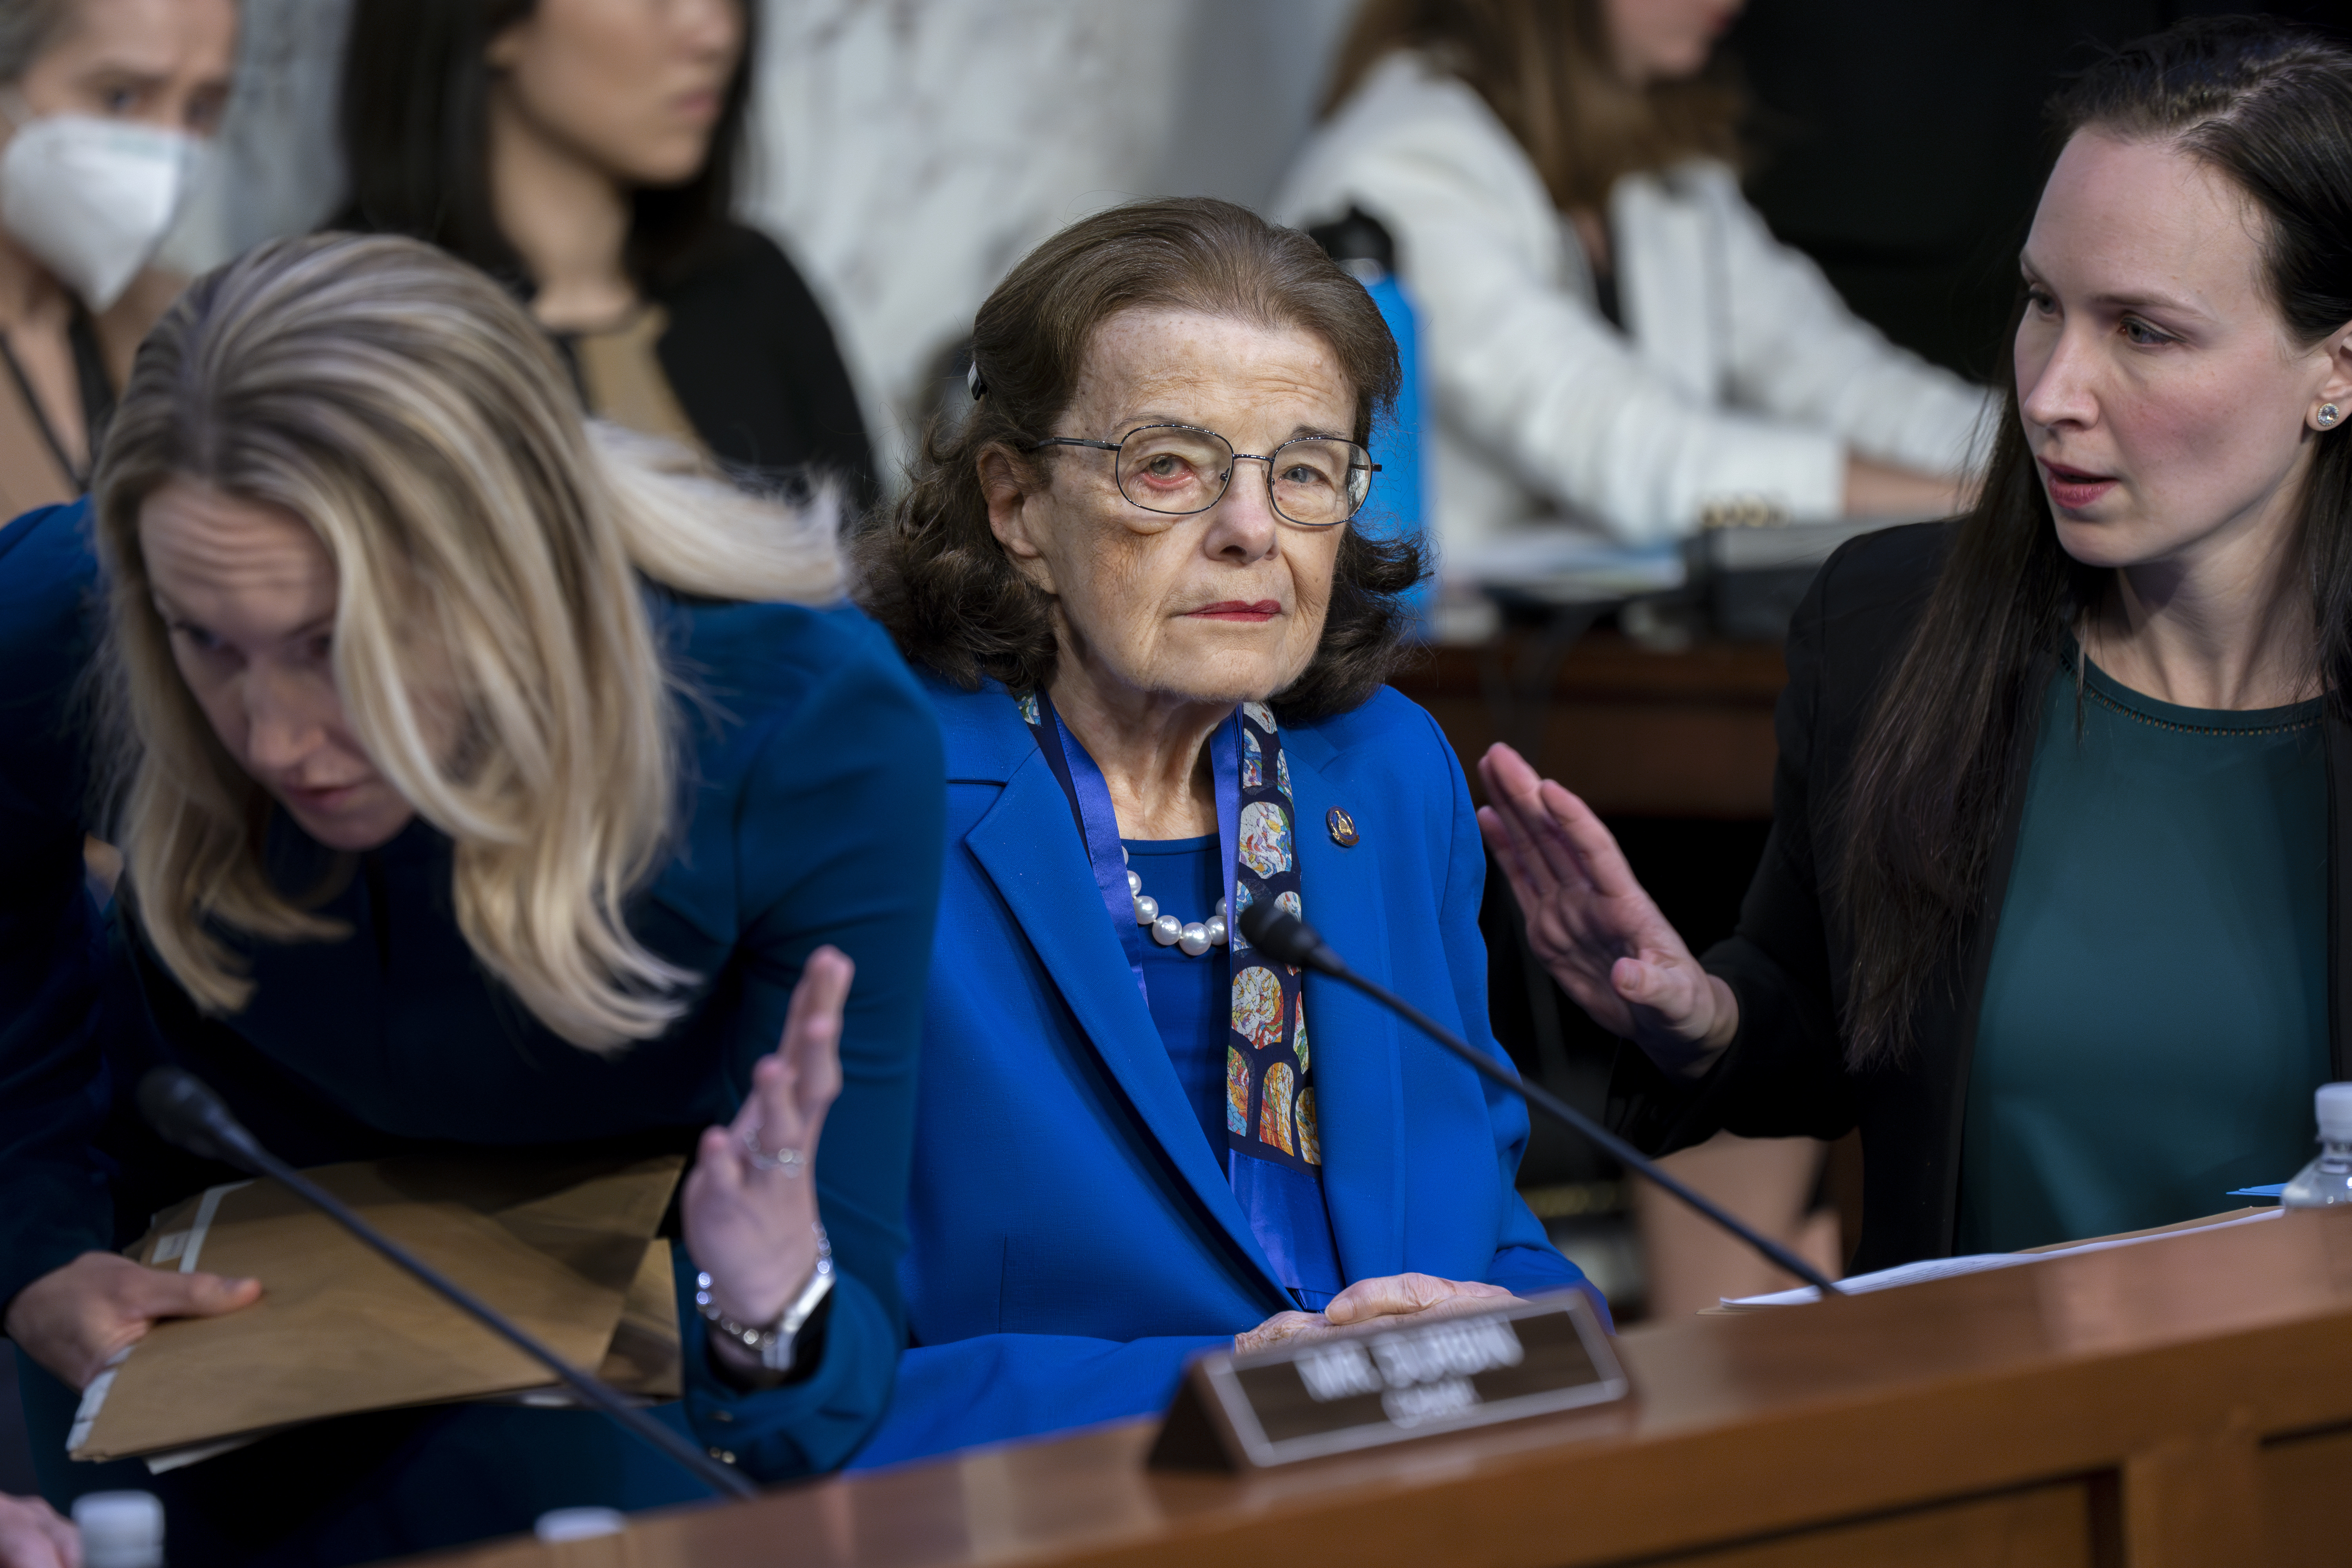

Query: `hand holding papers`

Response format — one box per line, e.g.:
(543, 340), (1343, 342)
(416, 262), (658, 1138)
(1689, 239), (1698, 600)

(68, 1151), (685, 1465)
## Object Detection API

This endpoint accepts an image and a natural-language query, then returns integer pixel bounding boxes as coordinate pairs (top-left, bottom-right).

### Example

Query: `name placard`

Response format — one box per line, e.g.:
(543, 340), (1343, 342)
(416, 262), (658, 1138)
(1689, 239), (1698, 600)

(1149, 1290), (1628, 1471)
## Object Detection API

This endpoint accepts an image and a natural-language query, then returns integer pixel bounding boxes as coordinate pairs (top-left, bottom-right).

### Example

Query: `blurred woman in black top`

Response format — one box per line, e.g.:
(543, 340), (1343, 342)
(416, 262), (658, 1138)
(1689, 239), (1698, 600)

(335, 0), (874, 505)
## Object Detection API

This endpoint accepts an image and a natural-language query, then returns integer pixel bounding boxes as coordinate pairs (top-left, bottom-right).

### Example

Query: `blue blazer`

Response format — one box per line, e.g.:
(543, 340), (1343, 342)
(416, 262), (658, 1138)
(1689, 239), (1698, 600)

(853, 673), (1595, 1467)
(0, 501), (944, 1565)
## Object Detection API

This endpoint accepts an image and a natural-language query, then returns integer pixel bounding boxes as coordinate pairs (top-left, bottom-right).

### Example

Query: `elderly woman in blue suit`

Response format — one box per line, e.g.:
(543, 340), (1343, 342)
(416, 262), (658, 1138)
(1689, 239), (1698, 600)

(850, 197), (1600, 1466)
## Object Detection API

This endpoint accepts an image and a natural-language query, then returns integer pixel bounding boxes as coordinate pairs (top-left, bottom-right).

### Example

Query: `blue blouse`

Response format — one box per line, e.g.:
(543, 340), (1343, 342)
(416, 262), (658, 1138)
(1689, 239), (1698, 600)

(1123, 833), (1344, 1307)
(1122, 835), (1228, 1158)
(0, 501), (945, 1567)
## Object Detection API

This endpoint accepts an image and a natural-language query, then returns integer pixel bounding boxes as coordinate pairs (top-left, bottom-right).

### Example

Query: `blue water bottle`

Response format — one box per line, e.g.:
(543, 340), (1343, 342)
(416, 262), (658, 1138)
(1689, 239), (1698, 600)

(1309, 208), (1430, 637)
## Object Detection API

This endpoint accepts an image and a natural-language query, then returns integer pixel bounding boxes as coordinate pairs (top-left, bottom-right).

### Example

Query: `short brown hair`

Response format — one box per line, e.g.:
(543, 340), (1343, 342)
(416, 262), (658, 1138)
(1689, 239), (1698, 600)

(1326, 0), (1742, 212)
(853, 197), (1424, 722)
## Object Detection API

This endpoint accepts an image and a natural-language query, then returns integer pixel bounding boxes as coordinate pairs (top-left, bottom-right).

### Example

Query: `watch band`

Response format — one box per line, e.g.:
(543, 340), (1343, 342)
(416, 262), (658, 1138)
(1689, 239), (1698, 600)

(695, 1222), (834, 1375)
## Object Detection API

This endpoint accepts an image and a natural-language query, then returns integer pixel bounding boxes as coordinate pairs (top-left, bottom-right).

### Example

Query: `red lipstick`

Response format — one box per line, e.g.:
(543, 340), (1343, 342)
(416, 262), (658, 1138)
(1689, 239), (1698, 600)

(1187, 601), (1281, 622)
(2039, 459), (2118, 512)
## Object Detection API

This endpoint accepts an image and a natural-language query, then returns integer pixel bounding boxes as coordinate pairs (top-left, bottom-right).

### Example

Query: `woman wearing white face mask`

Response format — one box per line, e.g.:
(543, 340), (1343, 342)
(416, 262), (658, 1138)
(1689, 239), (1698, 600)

(0, 0), (232, 519)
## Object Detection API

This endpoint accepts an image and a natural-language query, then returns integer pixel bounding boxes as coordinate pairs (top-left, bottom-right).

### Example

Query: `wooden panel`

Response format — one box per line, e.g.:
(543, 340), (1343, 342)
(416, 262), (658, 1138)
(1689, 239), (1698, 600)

(406, 1209), (2352, 1568)
(1390, 633), (1786, 818)
(1632, 1481), (2096, 1568)
(2260, 1423), (2352, 1567)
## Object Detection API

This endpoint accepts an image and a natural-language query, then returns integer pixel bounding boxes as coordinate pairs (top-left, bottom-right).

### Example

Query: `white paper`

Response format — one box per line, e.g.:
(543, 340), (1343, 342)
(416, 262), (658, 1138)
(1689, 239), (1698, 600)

(1448, 526), (1686, 594)
(1724, 1209), (2282, 1308)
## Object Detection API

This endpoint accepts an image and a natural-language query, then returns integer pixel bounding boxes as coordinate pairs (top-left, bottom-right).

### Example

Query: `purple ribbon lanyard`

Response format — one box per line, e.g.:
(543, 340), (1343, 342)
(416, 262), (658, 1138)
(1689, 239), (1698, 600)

(1042, 701), (1147, 999)
(1039, 698), (1242, 1007)
(1211, 714), (1240, 953)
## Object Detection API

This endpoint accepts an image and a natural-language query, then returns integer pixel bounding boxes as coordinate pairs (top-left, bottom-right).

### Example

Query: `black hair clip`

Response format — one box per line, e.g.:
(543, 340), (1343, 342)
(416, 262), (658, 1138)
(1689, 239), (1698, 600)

(965, 361), (987, 400)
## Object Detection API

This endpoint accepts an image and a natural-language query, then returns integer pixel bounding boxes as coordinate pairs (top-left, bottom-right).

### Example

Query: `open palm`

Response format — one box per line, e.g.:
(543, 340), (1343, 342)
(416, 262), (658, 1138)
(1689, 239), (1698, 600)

(1475, 744), (1737, 1074)
(682, 947), (851, 1327)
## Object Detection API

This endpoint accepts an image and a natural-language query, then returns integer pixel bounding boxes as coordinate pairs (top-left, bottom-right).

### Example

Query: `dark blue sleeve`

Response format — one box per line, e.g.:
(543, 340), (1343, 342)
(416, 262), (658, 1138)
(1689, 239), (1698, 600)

(1421, 708), (1610, 1323)
(0, 502), (119, 1316)
(849, 1333), (1228, 1470)
(672, 611), (945, 1480)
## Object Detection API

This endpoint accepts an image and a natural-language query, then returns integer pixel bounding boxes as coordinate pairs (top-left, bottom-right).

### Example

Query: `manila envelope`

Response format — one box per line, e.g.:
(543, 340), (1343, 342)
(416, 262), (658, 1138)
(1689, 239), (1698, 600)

(594, 1237), (682, 1400)
(71, 1152), (684, 1463)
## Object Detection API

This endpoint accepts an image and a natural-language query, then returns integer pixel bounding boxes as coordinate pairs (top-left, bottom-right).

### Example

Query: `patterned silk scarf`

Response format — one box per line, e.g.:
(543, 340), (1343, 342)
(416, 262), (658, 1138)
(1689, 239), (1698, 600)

(1021, 691), (1336, 1300)
(1226, 699), (1322, 1176)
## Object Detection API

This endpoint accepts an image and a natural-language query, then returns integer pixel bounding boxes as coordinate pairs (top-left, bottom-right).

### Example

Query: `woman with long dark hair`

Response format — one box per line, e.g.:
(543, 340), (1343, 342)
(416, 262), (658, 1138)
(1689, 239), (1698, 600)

(1482, 16), (2352, 1270)
(334, 0), (873, 503)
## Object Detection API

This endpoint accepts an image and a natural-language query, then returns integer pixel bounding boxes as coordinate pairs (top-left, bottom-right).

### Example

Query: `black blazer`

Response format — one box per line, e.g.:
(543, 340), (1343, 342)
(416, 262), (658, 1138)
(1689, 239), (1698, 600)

(649, 223), (876, 509)
(1612, 521), (2352, 1272)
(335, 208), (879, 510)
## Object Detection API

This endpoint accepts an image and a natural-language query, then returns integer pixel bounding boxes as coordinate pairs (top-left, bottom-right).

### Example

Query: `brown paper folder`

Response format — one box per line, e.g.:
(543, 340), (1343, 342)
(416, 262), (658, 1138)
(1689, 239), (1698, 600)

(71, 1153), (684, 1463)
(595, 1238), (682, 1400)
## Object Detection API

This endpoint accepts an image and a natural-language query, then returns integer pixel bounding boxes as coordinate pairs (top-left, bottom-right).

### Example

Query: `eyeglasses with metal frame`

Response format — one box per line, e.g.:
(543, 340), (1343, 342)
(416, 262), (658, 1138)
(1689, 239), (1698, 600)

(1027, 423), (1377, 530)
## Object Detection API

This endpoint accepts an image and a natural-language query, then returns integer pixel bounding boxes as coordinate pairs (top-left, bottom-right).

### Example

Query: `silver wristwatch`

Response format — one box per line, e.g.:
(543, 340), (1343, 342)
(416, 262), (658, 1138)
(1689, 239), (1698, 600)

(695, 1222), (834, 1376)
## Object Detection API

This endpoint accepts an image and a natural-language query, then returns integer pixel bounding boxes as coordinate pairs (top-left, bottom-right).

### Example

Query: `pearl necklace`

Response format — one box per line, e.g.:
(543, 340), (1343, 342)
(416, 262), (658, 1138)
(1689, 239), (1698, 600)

(1123, 847), (1229, 957)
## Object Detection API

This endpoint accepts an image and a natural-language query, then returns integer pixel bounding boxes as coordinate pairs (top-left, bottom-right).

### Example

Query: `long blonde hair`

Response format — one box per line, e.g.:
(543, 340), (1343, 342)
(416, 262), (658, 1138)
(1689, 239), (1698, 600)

(93, 232), (841, 1052)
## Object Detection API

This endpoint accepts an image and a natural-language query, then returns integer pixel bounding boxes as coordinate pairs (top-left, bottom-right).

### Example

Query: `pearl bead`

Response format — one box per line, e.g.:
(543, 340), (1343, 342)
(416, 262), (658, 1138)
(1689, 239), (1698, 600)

(1124, 858), (1218, 960)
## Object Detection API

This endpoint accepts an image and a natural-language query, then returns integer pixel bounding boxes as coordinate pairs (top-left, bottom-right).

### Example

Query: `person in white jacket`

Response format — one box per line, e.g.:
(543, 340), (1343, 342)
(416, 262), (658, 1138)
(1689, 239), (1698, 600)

(1276, 0), (1995, 556)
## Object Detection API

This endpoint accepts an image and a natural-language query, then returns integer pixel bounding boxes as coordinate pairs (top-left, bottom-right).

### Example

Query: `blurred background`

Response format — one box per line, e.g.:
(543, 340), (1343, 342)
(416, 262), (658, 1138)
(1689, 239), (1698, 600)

(168, 0), (2347, 485)
(4, 0), (2347, 1498)
(120, 0), (2352, 1318)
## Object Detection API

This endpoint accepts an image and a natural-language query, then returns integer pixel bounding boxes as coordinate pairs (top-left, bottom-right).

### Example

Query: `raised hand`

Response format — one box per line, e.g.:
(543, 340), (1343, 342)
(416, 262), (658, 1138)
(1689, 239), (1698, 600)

(682, 947), (851, 1336)
(2, 1251), (262, 1391)
(1475, 743), (1737, 1076)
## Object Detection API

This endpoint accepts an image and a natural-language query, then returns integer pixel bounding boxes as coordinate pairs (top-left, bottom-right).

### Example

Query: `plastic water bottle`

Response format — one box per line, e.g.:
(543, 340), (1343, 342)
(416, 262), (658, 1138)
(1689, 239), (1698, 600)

(535, 1508), (626, 1543)
(2281, 1083), (2352, 1208)
(73, 1491), (164, 1568)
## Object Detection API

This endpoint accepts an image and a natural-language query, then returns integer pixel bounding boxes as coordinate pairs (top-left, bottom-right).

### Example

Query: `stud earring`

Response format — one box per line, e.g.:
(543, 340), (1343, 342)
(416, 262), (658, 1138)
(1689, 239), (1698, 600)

(2320, 403), (2342, 428)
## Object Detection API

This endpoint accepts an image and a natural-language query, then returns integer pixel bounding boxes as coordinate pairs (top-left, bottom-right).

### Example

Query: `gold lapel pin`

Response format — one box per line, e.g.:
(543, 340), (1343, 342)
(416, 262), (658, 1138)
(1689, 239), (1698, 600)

(1326, 806), (1359, 848)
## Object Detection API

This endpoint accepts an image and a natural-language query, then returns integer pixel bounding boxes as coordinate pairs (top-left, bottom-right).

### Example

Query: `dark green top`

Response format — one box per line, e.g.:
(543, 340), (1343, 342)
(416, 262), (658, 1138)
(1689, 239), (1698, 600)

(1958, 653), (2329, 1254)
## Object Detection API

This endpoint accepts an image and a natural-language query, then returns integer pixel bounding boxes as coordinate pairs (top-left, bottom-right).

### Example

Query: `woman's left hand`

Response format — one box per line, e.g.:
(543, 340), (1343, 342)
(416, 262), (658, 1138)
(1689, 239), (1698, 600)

(1233, 1274), (1517, 1355)
(682, 947), (852, 1331)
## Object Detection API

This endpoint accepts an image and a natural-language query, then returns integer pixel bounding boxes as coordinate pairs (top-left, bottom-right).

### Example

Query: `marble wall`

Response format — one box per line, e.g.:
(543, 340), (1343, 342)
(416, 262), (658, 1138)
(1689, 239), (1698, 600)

(166, 0), (1362, 481)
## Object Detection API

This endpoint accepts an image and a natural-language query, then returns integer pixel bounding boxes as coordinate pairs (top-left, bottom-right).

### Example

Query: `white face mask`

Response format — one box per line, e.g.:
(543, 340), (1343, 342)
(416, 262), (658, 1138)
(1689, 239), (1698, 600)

(0, 110), (207, 311)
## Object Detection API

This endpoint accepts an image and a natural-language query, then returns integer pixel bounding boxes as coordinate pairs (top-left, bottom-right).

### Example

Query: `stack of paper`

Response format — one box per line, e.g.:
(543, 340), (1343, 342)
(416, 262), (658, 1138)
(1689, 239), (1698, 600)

(69, 1153), (684, 1468)
(1718, 1207), (2279, 1310)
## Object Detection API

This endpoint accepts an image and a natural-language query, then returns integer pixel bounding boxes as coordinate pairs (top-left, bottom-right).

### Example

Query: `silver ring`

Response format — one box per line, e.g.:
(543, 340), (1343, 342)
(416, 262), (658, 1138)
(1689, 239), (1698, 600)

(742, 1124), (806, 1176)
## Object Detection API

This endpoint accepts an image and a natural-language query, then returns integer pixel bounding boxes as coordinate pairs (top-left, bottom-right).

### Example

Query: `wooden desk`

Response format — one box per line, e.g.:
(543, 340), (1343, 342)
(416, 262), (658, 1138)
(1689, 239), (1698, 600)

(416, 1209), (2352, 1568)
(1389, 632), (1787, 818)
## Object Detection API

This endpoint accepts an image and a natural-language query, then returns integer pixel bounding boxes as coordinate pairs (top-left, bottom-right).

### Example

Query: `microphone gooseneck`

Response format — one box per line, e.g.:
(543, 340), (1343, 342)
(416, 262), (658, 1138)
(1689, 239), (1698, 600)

(1238, 906), (1843, 1298)
(1240, 905), (1343, 976)
(138, 1068), (265, 1174)
(136, 1068), (759, 1500)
